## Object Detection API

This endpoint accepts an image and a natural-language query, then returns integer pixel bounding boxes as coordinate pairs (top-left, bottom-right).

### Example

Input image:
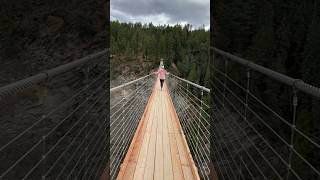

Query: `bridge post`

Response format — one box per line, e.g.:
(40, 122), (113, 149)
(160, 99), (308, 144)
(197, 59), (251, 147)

(200, 90), (204, 113)
(173, 77), (177, 100)
(41, 78), (49, 180)
(121, 86), (126, 162)
(222, 58), (228, 108)
(198, 89), (204, 159)
(240, 67), (251, 180)
(209, 46), (215, 179)
(84, 66), (90, 178)
(244, 68), (251, 120)
(286, 88), (298, 180)
(173, 78), (175, 99)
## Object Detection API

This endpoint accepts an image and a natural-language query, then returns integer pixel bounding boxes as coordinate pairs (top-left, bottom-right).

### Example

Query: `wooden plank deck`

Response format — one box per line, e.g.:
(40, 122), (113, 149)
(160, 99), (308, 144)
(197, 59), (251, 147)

(116, 78), (200, 180)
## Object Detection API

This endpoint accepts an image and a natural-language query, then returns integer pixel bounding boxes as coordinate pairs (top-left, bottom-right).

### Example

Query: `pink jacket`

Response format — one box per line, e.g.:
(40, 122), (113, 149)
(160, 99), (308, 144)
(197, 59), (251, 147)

(157, 68), (168, 80)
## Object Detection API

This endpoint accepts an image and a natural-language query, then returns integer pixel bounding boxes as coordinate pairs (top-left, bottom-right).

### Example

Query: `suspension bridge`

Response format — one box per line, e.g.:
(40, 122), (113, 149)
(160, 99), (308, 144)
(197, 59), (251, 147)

(0, 48), (319, 180)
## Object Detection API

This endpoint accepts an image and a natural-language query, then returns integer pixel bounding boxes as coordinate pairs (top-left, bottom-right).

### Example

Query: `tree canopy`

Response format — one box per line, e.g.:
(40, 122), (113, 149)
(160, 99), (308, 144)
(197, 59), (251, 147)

(110, 21), (209, 86)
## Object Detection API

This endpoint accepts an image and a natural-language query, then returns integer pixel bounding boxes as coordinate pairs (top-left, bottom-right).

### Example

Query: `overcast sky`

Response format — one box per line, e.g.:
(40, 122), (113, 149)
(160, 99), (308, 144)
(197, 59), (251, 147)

(111, 0), (210, 30)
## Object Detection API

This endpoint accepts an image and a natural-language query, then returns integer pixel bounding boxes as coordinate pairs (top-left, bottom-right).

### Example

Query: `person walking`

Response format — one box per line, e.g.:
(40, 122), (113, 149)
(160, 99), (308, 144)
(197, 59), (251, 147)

(156, 65), (169, 91)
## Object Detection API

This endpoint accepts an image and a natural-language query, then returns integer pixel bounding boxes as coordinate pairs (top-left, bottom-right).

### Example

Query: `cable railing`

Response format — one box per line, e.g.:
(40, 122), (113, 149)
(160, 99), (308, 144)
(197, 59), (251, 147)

(2, 46), (319, 180)
(210, 47), (320, 180)
(0, 50), (108, 180)
(167, 74), (211, 180)
(110, 73), (155, 180)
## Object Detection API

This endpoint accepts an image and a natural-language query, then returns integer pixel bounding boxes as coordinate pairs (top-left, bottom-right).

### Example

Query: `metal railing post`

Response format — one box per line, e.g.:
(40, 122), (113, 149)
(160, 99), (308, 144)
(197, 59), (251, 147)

(84, 66), (90, 178)
(286, 88), (298, 180)
(209, 46), (215, 180)
(198, 89), (204, 166)
(241, 67), (251, 179)
(239, 155), (243, 180)
(121, 87), (125, 160)
(173, 77), (176, 100)
(200, 90), (204, 112)
(222, 59), (228, 108)
(244, 68), (250, 119)
(41, 78), (49, 180)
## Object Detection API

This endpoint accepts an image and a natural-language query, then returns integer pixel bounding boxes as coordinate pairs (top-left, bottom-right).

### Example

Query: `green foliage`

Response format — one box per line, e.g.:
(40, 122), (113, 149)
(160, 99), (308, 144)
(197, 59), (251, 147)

(110, 21), (209, 86)
(187, 64), (198, 84)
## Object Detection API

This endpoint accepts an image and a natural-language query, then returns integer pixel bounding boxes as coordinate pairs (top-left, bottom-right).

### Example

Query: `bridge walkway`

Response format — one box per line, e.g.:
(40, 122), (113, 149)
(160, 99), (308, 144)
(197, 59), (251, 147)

(116, 78), (200, 180)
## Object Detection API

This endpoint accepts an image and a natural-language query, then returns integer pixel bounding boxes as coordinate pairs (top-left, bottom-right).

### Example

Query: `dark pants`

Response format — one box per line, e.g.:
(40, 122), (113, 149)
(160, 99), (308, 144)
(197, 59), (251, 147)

(160, 79), (164, 89)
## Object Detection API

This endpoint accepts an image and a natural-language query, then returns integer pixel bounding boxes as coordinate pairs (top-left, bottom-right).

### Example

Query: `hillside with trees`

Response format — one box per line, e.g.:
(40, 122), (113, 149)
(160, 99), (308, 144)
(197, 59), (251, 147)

(110, 21), (210, 87)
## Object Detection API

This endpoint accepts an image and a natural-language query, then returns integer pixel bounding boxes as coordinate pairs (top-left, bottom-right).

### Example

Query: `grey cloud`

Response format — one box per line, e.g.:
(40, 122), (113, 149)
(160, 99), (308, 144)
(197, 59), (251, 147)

(111, 0), (209, 29)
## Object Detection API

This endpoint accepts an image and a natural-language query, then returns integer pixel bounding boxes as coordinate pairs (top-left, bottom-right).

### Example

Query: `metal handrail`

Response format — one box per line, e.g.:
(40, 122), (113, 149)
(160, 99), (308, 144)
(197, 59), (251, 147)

(169, 74), (211, 93)
(0, 49), (108, 101)
(110, 73), (154, 92)
(210, 47), (320, 179)
(213, 48), (320, 97)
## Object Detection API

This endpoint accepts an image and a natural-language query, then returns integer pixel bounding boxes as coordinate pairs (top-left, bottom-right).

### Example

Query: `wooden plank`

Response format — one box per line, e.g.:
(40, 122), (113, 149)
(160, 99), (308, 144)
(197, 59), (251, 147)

(122, 104), (153, 179)
(122, 163), (137, 180)
(116, 79), (202, 180)
(116, 87), (155, 180)
(164, 83), (185, 180)
(143, 87), (160, 180)
(169, 132), (185, 180)
(167, 88), (200, 180)
(132, 89), (158, 180)
(169, 104), (193, 179)
(123, 94), (156, 180)
(154, 91), (164, 180)
(162, 89), (174, 180)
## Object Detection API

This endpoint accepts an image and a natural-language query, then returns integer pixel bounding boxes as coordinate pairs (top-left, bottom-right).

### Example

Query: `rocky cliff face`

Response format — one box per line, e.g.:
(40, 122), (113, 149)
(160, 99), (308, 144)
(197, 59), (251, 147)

(0, 0), (107, 86)
(110, 55), (158, 88)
